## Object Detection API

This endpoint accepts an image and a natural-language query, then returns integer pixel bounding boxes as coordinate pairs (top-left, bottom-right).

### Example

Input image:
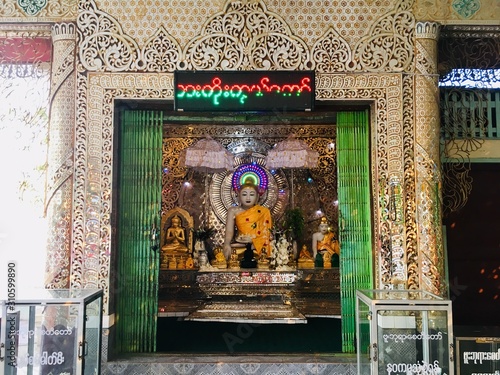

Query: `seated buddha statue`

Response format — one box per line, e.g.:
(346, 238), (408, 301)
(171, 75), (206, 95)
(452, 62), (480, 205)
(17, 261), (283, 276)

(298, 244), (315, 269)
(161, 215), (189, 255)
(223, 178), (272, 262)
(312, 216), (340, 267)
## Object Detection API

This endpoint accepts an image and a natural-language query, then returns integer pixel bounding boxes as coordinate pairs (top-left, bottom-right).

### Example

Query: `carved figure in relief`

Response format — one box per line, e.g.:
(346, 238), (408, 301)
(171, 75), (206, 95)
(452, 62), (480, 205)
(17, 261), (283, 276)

(312, 217), (340, 267)
(223, 178), (272, 261)
(161, 215), (189, 255)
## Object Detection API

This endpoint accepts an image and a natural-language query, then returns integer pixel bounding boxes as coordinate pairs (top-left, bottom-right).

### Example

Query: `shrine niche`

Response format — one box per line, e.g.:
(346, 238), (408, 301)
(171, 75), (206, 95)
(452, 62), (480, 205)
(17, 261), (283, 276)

(161, 123), (338, 254)
(22, 0), (446, 356)
(160, 207), (194, 270)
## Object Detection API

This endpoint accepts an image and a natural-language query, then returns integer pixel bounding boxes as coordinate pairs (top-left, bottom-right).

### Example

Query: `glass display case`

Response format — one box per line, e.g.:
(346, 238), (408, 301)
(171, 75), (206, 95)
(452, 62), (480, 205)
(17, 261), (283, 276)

(455, 335), (500, 375)
(356, 289), (454, 375)
(0, 289), (103, 375)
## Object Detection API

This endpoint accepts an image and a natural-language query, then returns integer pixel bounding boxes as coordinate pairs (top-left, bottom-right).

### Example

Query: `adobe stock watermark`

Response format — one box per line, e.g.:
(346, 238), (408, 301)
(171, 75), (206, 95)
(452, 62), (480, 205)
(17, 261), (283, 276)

(6, 261), (17, 310)
(6, 261), (17, 368)
(449, 276), (468, 301)
(222, 322), (262, 353)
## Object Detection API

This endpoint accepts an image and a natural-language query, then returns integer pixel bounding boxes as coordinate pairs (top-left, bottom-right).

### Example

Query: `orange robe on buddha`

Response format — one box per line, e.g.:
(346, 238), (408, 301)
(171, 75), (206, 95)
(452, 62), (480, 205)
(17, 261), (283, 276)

(235, 205), (272, 257)
(317, 232), (340, 255)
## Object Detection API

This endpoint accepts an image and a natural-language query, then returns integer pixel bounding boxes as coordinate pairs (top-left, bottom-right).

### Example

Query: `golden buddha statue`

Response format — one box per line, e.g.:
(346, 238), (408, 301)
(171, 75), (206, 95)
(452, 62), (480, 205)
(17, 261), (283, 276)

(223, 178), (272, 263)
(298, 244), (315, 269)
(211, 247), (228, 269)
(229, 249), (240, 270)
(161, 215), (189, 255)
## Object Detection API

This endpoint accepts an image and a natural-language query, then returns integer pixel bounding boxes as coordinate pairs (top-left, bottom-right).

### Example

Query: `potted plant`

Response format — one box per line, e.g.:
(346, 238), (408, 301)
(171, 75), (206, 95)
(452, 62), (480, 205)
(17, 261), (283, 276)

(281, 207), (305, 261)
(282, 208), (305, 241)
(192, 226), (216, 266)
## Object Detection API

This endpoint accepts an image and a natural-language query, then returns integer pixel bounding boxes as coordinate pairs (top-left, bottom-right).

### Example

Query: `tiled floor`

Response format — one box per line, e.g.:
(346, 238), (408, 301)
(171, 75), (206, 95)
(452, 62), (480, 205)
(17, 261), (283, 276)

(103, 354), (357, 375)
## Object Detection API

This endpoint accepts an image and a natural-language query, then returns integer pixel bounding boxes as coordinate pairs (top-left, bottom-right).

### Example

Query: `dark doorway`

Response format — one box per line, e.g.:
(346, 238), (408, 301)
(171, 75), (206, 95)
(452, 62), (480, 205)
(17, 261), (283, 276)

(444, 162), (500, 327)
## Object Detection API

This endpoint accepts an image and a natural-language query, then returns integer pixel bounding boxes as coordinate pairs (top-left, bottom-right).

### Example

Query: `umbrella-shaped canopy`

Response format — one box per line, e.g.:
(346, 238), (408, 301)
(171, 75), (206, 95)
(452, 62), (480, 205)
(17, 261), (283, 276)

(265, 134), (318, 208)
(180, 135), (234, 172)
(265, 134), (319, 169)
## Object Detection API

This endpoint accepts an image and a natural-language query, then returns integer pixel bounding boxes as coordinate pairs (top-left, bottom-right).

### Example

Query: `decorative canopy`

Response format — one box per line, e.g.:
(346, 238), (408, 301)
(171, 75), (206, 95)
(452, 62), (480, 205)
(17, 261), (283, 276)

(265, 134), (319, 169)
(180, 135), (234, 172)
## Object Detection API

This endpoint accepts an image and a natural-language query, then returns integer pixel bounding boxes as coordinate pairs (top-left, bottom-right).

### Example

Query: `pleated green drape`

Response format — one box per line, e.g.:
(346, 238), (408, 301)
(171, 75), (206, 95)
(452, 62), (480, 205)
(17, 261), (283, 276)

(116, 110), (162, 352)
(337, 110), (373, 353)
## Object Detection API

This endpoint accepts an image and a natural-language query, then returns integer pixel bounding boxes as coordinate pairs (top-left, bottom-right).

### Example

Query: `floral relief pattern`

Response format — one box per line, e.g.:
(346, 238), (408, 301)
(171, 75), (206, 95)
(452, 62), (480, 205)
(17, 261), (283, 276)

(17, 0), (47, 16)
(64, 0), (448, 313)
(452, 0), (481, 19)
(76, 0), (418, 73)
(312, 27), (352, 73)
(0, 0), (76, 19)
(353, 9), (415, 72)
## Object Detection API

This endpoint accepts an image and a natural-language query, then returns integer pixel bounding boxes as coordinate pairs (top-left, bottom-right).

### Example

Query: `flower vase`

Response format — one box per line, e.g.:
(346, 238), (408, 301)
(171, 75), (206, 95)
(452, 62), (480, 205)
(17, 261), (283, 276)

(198, 250), (208, 268)
(194, 239), (205, 267)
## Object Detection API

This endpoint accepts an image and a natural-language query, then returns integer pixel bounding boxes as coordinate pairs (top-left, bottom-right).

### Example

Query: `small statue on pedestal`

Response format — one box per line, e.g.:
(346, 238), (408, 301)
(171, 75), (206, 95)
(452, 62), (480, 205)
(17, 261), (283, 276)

(312, 217), (340, 268)
(298, 244), (314, 269)
(211, 247), (228, 269)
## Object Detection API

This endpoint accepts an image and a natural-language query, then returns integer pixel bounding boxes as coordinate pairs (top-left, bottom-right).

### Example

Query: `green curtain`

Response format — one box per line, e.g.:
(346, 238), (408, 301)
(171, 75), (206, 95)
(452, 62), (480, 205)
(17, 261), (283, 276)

(116, 110), (162, 352)
(337, 110), (373, 353)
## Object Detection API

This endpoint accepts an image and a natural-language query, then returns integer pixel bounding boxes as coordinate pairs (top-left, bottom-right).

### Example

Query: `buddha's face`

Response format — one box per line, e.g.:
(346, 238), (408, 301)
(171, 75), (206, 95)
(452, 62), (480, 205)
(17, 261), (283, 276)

(319, 223), (329, 234)
(238, 186), (259, 209)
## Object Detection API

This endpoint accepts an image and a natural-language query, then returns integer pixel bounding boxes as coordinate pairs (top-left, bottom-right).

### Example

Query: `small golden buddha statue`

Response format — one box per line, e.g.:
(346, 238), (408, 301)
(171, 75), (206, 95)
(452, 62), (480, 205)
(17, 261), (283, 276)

(161, 215), (189, 256)
(257, 248), (270, 269)
(211, 247), (228, 269)
(298, 245), (314, 269)
(229, 249), (240, 270)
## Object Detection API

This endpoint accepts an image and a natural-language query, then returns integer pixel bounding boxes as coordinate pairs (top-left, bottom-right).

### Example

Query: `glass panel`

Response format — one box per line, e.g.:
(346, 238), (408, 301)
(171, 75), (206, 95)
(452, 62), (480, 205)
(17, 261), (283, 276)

(457, 338), (500, 375)
(359, 289), (443, 302)
(357, 297), (372, 375)
(83, 297), (102, 375)
(377, 310), (451, 375)
(3, 304), (78, 375)
(9, 289), (101, 302)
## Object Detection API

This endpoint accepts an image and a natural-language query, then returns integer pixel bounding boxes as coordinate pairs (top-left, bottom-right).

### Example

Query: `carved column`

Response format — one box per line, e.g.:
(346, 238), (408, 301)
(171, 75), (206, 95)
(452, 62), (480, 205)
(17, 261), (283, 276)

(44, 22), (77, 289)
(414, 21), (446, 296)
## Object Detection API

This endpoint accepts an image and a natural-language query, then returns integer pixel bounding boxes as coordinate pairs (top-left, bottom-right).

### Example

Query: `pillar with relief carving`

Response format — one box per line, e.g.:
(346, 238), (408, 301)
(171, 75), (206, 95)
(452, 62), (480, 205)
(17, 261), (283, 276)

(44, 22), (77, 289)
(413, 21), (447, 296)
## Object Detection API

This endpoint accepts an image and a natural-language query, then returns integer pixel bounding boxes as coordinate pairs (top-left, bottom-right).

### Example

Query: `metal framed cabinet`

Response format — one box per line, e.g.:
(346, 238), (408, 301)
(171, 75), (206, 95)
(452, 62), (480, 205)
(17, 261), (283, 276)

(356, 289), (454, 375)
(0, 289), (103, 375)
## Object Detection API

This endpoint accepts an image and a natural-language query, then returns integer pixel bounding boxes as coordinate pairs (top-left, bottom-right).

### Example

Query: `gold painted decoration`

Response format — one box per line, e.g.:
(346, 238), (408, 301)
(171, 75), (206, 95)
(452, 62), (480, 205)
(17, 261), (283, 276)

(62, 0), (454, 314)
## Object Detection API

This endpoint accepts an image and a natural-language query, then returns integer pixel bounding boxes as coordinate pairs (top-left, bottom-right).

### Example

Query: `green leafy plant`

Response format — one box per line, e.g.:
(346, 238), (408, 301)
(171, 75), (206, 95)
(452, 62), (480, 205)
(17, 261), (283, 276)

(282, 208), (305, 240)
(192, 226), (216, 242)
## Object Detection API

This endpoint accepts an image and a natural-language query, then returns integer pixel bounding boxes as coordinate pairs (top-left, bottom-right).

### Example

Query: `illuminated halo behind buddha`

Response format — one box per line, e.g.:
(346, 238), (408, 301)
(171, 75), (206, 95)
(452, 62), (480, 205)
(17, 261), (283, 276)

(223, 166), (273, 262)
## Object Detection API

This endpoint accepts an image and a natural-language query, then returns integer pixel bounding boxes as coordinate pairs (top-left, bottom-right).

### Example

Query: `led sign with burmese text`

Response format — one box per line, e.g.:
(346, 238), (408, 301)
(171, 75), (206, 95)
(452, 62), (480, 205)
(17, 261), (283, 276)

(174, 70), (314, 112)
